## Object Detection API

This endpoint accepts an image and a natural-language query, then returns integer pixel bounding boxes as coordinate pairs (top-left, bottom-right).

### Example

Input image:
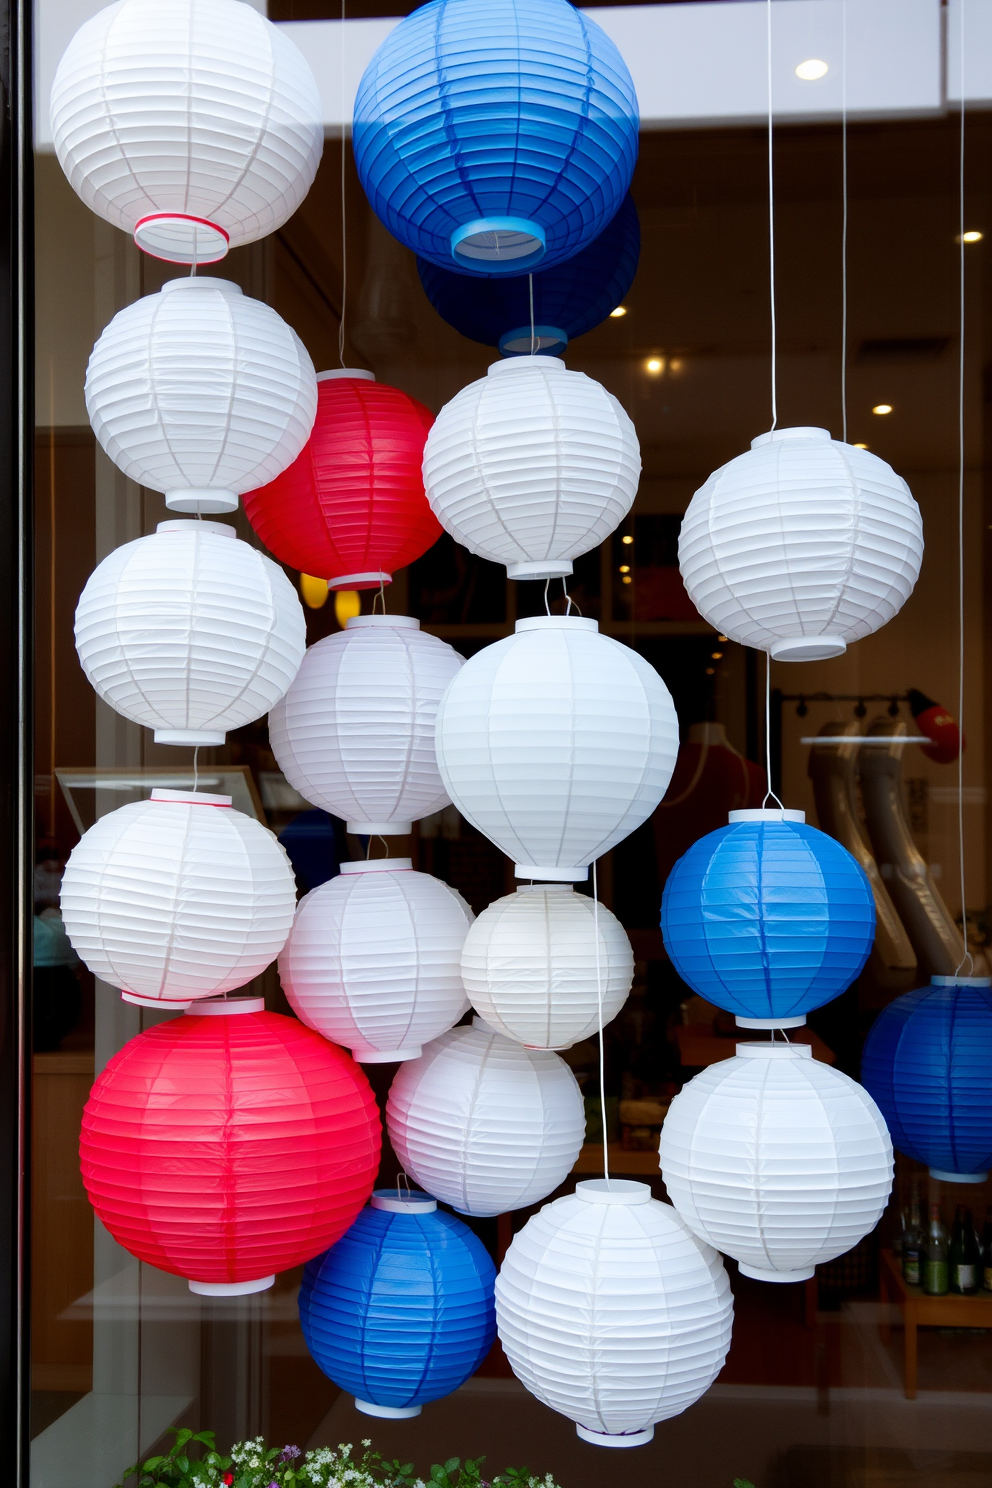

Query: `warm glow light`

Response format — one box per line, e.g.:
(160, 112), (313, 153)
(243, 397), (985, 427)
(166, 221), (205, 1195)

(711, 652), (723, 661)
(301, 573), (329, 610)
(618, 565), (631, 574)
(718, 635), (728, 642)
(622, 535), (634, 546)
(872, 404), (893, 416)
(853, 442), (869, 450)
(795, 58), (828, 80)
(333, 588), (361, 627)
(957, 230), (984, 244)
(610, 305), (628, 318)
(646, 357), (664, 374)
(668, 358), (683, 373)
(705, 667), (715, 676)
(622, 575), (633, 585)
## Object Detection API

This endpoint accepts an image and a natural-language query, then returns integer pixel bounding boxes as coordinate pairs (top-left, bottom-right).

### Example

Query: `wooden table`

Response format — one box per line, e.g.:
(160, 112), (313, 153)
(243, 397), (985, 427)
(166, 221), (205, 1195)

(674, 1024), (835, 1068)
(878, 1247), (992, 1398)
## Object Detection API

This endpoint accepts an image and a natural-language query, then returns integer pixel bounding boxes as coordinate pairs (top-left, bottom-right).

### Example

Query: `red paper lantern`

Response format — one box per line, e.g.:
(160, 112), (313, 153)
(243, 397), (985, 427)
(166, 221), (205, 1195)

(80, 998), (381, 1295)
(243, 370), (441, 590)
(908, 688), (962, 764)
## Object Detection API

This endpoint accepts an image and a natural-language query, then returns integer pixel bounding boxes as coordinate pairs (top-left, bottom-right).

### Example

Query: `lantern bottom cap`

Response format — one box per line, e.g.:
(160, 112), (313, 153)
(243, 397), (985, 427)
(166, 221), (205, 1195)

(514, 863), (588, 882)
(929, 1168), (989, 1183)
(451, 217), (546, 272)
(134, 213), (229, 265)
(735, 1014), (807, 1029)
(153, 729), (227, 746)
(506, 559), (574, 580)
(165, 488), (238, 514)
(188, 1275), (274, 1296)
(500, 325), (568, 357)
(738, 1263), (815, 1283)
(575, 1425), (654, 1448)
(329, 571), (393, 590)
(121, 989), (192, 1010)
(354, 1045), (423, 1063)
(769, 635), (846, 662)
(347, 821), (413, 835)
(354, 1399), (422, 1419)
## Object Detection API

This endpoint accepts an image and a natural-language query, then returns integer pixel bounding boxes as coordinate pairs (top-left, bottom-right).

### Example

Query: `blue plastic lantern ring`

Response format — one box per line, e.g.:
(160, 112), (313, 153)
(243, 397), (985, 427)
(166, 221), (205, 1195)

(417, 195), (640, 356)
(299, 1188), (497, 1418)
(661, 808), (875, 1028)
(861, 976), (992, 1183)
(353, 0), (639, 276)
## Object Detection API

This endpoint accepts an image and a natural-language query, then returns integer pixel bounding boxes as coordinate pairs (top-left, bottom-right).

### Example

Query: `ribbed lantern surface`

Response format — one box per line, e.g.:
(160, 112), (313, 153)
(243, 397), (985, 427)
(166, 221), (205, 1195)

(496, 1180), (733, 1448)
(387, 1021), (585, 1216)
(85, 278), (317, 513)
(280, 859), (473, 1062)
(60, 791), (297, 1007)
(423, 359), (639, 580)
(660, 1043), (893, 1282)
(461, 885), (632, 1049)
(270, 616), (463, 834)
(81, 999), (381, 1293)
(679, 427), (923, 661)
(435, 616), (678, 880)
(51, 0), (323, 264)
(74, 521), (305, 746)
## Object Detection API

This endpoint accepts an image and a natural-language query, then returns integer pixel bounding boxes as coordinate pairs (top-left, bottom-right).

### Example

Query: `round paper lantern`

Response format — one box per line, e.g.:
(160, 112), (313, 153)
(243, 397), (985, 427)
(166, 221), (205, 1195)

(435, 616), (678, 881)
(678, 427), (923, 660)
(495, 1179), (732, 1448)
(60, 789), (297, 1008)
(244, 370), (441, 590)
(861, 975), (992, 1182)
(417, 195), (640, 357)
(81, 997), (381, 1294)
(422, 358), (639, 580)
(386, 1020), (585, 1216)
(280, 859), (473, 1062)
(269, 615), (463, 835)
(661, 808), (875, 1028)
(51, 0), (322, 265)
(353, 0), (638, 276)
(461, 885), (633, 1049)
(659, 1043), (893, 1283)
(85, 277), (317, 514)
(299, 1188), (496, 1418)
(74, 520), (305, 746)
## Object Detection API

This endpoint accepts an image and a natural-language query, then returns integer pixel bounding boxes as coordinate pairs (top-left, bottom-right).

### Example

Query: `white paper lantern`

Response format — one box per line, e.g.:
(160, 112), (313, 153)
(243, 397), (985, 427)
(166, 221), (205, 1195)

(461, 885), (633, 1049)
(386, 1020), (585, 1216)
(51, 0), (322, 265)
(678, 427), (924, 661)
(435, 615), (678, 881)
(659, 1042), (894, 1282)
(74, 520), (305, 746)
(60, 789), (297, 1007)
(495, 1179), (733, 1448)
(279, 859), (473, 1063)
(422, 357), (640, 580)
(270, 615), (464, 835)
(85, 277), (318, 514)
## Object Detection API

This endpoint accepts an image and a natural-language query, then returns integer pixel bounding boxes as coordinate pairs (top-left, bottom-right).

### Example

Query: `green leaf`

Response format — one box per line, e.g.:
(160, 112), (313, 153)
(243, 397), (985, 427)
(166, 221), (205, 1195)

(144, 1459), (166, 1472)
(734, 1480), (757, 1488)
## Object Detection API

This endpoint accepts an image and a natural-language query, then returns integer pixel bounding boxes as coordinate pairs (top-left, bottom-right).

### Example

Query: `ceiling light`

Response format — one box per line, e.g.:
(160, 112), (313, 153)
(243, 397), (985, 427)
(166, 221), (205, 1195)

(795, 58), (828, 81)
(622, 534), (634, 545)
(618, 564), (630, 574)
(610, 306), (628, 318)
(705, 667), (715, 676)
(853, 442), (869, 450)
(668, 358), (683, 373)
(646, 357), (664, 375)
(872, 404), (893, 416)
(622, 575), (632, 585)
(957, 230), (984, 243)
(718, 635), (728, 642)
(711, 652), (723, 661)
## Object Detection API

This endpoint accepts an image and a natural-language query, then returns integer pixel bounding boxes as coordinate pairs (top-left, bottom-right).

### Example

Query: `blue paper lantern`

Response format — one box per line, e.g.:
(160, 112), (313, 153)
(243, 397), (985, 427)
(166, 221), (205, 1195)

(353, 0), (639, 276)
(661, 809), (875, 1027)
(299, 1188), (497, 1418)
(416, 195), (640, 356)
(861, 976), (992, 1182)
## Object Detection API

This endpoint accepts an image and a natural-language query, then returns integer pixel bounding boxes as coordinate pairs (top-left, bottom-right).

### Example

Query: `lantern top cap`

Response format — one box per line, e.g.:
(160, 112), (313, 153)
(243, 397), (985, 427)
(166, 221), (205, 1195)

(160, 276), (242, 298)
(751, 426), (831, 449)
(516, 882), (575, 896)
(515, 615), (598, 635)
(371, 1188), (437, 1214)
(737, 1041), (813, 1059)
(576, 1179), (651, 1206)
(150, 789), (232, 808)
(346, 614), (420, 631)
(341, 858), (413, 875)
(728, 807), (805, 824)
(932, 974), (992, 987)
(318, 369), (375, 383)
(488, 356), (565, 378)
(191, 996), (265, 1017)
(156, 519), (235, 539)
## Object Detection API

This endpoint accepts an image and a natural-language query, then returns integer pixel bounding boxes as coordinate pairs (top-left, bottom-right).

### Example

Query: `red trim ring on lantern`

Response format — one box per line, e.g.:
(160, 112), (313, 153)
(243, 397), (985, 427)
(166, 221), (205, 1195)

(133, 214), (231, 265)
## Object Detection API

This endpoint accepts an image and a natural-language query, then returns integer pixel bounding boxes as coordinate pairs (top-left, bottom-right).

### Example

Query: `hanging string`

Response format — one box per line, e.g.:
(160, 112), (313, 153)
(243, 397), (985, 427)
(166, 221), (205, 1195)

(840, 0), (848, 443)
(529, 274), (536, 356)
(374, 574), (387, 614)
(543, 577), (551, 616)
(338, 0), (348, 367)
(592, 859), (610, 1187)
(955, 2), (972, 976)
(192, 745), (199, 794)
(766, 0), (778, 430)
(762, 651), (784, 810)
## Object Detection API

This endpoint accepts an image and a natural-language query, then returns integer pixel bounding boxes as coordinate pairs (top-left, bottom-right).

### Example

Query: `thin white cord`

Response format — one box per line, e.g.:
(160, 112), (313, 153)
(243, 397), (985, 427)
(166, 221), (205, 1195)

(529, 274), (536, 356)
(192, 745), (199, 794)
(840, 0), (848, 443)
(955, 2), (972, 976)
(766, 0), (777, 430)
(338, 0), (348, 368)
(762, 651), (784, 810)
(592, 859), (610, 1186)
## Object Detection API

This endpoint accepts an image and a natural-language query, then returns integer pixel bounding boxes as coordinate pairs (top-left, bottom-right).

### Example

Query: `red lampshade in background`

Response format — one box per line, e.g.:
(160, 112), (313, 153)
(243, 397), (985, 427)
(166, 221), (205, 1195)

(80, 998), (381, 1295)
(908, 689), (962, 765)
(243, 370), (441, 590)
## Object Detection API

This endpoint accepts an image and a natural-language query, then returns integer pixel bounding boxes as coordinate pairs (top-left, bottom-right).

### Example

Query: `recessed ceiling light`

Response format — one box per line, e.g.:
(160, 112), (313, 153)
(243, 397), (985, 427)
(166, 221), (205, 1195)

(646, 357), (664, 374)
(610, 305), (628, 318)
(796, 58), (828, 81)
(957, 230), (984, 244)
(622, 534), (634, 545)
(872, 404), (893, 416)
(618, 564), (631, 575)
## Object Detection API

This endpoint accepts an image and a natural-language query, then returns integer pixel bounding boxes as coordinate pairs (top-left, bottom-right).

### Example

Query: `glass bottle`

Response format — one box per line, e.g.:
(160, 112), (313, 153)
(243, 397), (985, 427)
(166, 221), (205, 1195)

(981, 1206), (992, 1293)
(948, 1204), (980, 1294)
(922, 1200), (949, 1296)
(901, 1184), (923, 1287)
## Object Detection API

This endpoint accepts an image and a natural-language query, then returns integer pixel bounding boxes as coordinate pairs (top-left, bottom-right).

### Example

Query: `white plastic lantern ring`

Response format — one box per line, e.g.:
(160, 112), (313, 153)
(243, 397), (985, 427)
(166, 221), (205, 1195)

(51, 0), (323, 265)
(85, 278), (317, 514)
(679, 428), (923, 660)
(423, 358), (639, 580)
(280, 859), (473, 1063)
(74, 520), (306, 747)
